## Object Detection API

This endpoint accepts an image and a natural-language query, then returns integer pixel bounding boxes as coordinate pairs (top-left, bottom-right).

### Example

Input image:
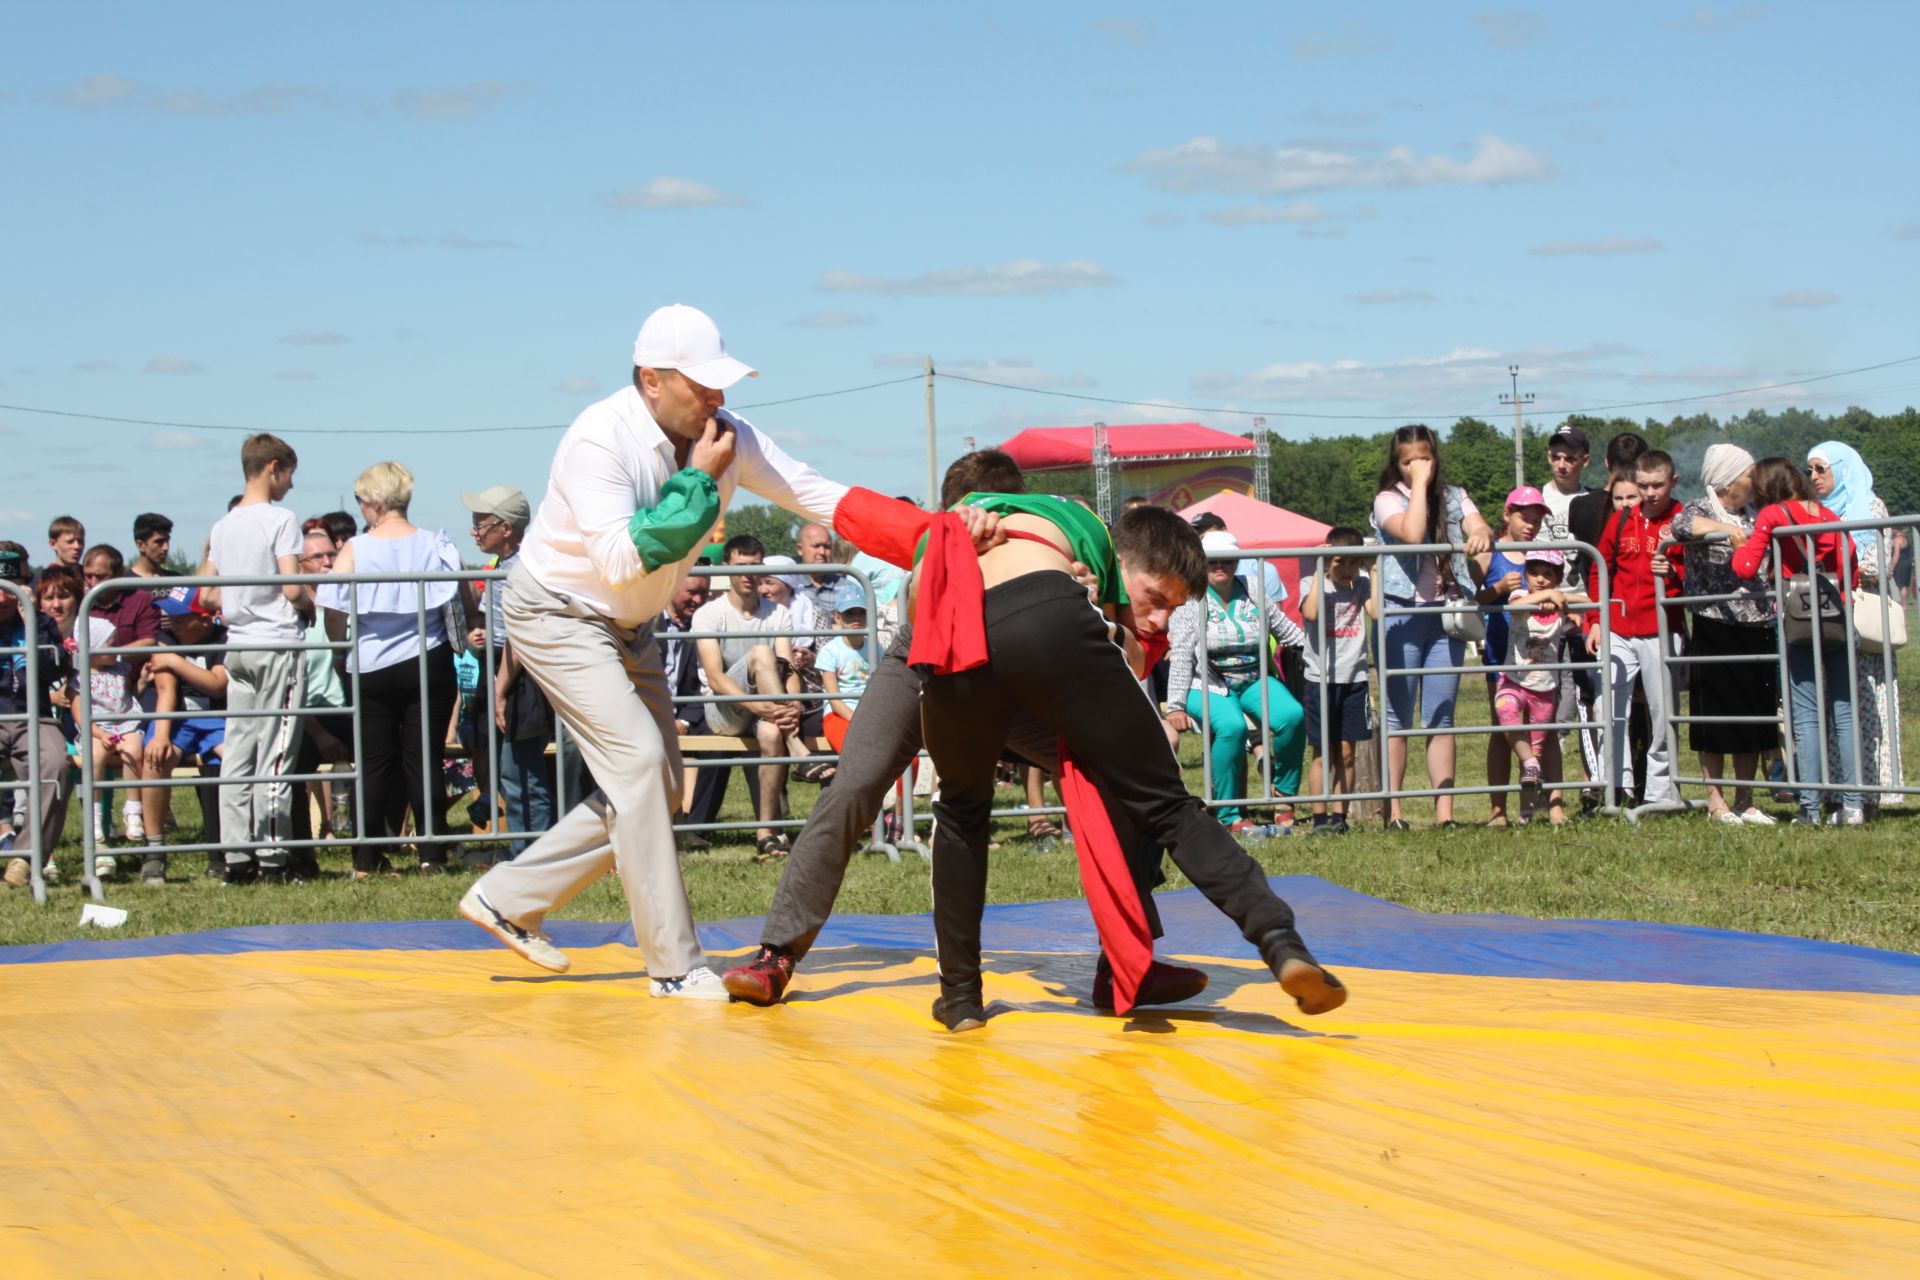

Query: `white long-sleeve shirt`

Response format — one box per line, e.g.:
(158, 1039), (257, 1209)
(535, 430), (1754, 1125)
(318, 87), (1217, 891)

(518, 385), (847, 627)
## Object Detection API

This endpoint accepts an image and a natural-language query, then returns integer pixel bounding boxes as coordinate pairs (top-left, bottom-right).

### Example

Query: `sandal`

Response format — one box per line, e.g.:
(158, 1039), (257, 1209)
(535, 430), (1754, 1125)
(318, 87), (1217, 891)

(754, 835), (792, 863)
(1026, 818), (1065, 842)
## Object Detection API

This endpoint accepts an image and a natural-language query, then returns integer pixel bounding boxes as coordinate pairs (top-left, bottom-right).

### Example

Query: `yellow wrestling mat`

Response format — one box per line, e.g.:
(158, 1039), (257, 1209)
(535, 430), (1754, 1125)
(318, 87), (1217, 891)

(4, 927), (1919, 1278)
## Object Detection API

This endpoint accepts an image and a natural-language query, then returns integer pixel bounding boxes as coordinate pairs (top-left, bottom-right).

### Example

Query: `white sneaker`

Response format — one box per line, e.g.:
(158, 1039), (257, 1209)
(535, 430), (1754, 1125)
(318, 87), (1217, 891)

(458, 885), (570, 973)
(650, 966), (732, 1001)
(94, 854), (116, 878)
(1737, 808), (1777, 826)
(1842, 807), (1866, 827)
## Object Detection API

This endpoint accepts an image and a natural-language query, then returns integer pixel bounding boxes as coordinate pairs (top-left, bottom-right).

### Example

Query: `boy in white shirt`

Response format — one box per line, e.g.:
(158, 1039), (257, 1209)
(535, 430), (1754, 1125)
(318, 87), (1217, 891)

(201, 433), (311, 883)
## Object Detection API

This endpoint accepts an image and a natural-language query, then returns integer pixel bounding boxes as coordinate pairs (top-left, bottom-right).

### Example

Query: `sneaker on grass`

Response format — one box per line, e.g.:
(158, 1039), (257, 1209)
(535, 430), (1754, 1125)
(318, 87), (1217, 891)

(458, 885), (570, 973)
(649, 966), (730, 1000)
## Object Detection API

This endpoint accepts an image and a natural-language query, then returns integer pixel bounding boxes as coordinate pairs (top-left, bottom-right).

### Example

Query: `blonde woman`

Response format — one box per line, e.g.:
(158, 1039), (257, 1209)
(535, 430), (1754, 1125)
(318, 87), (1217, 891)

(318, 462), (475, 876)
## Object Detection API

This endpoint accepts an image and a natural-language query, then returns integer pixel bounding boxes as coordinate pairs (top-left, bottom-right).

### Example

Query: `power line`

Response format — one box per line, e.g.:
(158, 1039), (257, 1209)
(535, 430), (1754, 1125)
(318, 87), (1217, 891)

(936, 353), (1920, 422)
(0, 373), (923, 437)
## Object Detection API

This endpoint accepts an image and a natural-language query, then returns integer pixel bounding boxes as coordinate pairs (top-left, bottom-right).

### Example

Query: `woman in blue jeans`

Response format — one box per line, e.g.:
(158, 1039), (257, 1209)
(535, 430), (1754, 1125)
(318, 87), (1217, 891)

(1165, 531), (1307, 833)
(1370, 426), (1494, 829)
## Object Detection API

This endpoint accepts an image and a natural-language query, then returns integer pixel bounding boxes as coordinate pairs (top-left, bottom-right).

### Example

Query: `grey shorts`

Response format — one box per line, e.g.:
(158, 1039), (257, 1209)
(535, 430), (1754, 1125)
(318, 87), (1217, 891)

(705, 653), (763, 736)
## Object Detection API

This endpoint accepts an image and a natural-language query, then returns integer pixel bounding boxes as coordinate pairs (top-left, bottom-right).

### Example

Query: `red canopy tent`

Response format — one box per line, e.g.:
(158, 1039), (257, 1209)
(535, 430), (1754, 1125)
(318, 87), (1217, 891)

(998, 424), (1257, 512)
(1178, 490), (1332, 623)
(998, 424), (1254, 470)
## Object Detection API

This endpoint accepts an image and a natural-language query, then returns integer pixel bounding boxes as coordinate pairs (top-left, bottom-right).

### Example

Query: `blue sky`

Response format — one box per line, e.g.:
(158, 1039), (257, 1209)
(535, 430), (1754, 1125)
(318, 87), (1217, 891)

(4, 1), (1917, 562)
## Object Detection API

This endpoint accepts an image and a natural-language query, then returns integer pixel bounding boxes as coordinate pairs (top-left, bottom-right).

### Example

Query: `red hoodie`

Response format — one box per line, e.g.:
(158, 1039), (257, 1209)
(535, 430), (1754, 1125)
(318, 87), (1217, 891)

(1588, 501), (1684, 639)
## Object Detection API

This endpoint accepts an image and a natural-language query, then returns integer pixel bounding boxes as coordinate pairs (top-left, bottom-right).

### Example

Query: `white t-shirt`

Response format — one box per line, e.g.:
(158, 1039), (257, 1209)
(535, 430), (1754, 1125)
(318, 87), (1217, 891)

(208, 502), (303, 641)
(689, 594), (792, 694)
(87, 615), (136, 722)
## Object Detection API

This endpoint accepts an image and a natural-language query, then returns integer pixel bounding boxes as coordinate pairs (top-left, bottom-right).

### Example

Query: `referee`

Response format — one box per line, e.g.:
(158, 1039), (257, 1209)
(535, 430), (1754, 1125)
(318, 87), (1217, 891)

(460, 305), (860, 998)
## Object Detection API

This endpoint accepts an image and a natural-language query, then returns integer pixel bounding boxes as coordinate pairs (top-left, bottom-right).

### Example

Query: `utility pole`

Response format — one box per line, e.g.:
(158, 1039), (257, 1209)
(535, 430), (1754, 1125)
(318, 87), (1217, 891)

(924, 356), (937, 507)
(1499, 365), (1535, 489)
(1252, 415), (1271, 504)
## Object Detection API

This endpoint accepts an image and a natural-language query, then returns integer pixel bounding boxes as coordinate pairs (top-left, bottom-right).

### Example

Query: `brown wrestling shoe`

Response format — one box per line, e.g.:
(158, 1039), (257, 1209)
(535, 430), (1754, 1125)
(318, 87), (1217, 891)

(1091, 954), (1210, 1011)
(1278, 958), (1347, 1015)
(721, 947), (796, 1006)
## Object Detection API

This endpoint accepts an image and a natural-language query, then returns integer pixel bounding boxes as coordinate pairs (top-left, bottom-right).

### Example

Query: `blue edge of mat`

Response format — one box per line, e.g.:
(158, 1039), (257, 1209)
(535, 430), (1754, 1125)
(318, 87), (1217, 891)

(7, 875), (1920, 995)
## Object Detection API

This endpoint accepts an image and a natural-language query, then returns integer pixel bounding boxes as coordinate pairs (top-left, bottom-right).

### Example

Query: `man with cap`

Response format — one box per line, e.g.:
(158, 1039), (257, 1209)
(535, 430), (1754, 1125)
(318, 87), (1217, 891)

(458, 304), (1002, 997)
(461, 484), (552, 858)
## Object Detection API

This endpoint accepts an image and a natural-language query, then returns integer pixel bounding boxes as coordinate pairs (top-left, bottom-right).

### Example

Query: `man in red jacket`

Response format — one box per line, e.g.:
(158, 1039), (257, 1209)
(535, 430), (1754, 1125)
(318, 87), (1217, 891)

(1584, 449), (1685, 806)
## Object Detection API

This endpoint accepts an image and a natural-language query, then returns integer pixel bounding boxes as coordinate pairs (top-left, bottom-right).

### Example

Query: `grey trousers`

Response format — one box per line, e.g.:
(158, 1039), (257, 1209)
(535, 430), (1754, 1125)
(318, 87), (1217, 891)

(760, 628), (1166, 960)
(474, 562), (704, 977)
(220, 647), (305, 865)
(0, 718), (73, 856)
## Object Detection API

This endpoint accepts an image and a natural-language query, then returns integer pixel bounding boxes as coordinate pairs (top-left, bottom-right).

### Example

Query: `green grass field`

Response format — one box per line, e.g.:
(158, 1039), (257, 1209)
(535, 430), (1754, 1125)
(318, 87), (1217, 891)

(4, 652), (1916, 953)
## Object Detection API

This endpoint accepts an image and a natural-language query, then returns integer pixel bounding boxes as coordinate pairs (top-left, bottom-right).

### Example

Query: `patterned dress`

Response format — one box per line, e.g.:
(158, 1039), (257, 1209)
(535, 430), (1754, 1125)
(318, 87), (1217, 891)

(1830, 496), (1905, 806)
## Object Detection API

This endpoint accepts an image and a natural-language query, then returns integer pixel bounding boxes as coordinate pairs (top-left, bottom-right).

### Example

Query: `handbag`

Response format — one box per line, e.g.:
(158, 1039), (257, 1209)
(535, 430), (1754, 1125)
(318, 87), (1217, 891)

(1436, 490), (1486, 643)
(503, 668), (554, 742)
(1782, 572), (1847, 647)
(1852, 589), (1908, 654)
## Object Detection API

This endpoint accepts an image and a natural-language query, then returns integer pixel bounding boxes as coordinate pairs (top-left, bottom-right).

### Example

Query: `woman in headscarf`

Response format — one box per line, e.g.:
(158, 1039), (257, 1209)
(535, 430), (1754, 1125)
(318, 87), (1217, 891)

(1807, 441), (1905, 810)
(1667, 444), (1780, 823)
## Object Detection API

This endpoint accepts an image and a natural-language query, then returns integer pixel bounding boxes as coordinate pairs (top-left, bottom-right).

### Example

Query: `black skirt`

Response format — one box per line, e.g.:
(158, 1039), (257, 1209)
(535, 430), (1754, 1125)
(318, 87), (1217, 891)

(1688, 614), (1781, 754)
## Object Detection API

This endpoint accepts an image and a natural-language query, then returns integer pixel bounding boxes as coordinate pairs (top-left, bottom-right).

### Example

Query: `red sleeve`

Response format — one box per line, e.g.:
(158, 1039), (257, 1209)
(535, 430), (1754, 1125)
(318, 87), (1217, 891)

(1731, 505), (1782, 580)
(830, 487), (931, 571)
(1585, 515), (1620, 634)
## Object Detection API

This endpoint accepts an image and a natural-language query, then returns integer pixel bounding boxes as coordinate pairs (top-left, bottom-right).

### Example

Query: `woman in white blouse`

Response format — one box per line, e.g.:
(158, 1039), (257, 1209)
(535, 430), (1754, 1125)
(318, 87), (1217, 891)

(319, 461), (476, 877)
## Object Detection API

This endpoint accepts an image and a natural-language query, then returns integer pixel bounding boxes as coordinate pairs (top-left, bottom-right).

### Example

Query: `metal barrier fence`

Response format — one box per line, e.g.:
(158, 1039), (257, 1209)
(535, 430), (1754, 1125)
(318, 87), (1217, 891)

(1651, 513), (1917, 822)
(1179, 539), (1618, 824)
(52, 564), (906, 904)
(19, 520), (1909, 906)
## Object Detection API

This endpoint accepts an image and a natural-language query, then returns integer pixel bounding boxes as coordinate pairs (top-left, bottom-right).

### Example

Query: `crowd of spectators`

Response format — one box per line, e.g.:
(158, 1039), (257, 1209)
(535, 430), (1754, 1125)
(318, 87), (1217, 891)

(2, 420), (1911, 893)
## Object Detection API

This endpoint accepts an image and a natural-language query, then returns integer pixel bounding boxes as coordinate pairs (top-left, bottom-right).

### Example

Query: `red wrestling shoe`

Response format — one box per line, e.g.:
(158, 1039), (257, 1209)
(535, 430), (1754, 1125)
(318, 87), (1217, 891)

(1091, 953), (1210, 1011)
(722, 947), (796, 1006)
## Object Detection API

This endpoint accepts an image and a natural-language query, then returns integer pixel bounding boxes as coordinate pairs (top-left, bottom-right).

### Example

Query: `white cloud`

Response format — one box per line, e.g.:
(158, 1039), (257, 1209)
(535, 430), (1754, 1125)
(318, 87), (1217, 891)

(390, 81), (536, 120)
(1891, 221), (1920, 241)
(0, 506), (33, 524)
(71, 359), (116, 373)
(1665, 4), (1773, 33)
(818, 260), (1120, 297)
(1290, 23), (1390, 58)
(595, 177), (748, 210)
(1201, 201), (1325, 227)
(143, 431), (211, 451)
(43, 73), (334, 116)
(1141, 212), (1185, 229)
(1190, 342), (1634, 408)
(1771, 289), (1840, 309)
(1476, 11), (1549, 49)
(393, 326), (428, 342)
(279, 329), (352, 346)
(1347, 289), (1436, 305)
(356, 231), (518, 250)
(878, 354), (1096, 390)
(272, 369), (318, 382)
(1091, 16), (1154, 46)
(1528, 235), (1666, 256)
(553, 376), (603, 395)
(142, 355), (206, 375)
(1123, 133), (1554, 195)
(786, 311), (878, 328)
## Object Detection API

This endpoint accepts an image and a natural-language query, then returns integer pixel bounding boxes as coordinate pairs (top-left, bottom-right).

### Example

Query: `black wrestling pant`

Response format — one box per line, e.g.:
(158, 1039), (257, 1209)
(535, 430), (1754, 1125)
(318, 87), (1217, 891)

(922, 573), (1317, 998)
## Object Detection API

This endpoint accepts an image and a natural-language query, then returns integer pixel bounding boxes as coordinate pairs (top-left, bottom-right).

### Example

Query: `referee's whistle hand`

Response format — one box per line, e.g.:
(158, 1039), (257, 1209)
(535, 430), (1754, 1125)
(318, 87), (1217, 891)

(692, 418), (737, 479)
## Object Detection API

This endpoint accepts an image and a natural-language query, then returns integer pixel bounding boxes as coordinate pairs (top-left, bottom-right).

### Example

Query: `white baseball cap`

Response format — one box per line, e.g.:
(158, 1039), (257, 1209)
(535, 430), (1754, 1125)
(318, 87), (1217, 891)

(632, 304), (757, 390)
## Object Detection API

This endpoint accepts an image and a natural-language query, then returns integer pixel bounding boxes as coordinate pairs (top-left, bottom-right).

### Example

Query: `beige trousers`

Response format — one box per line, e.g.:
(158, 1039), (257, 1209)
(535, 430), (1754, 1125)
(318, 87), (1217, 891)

(473, 562), (704, 977)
